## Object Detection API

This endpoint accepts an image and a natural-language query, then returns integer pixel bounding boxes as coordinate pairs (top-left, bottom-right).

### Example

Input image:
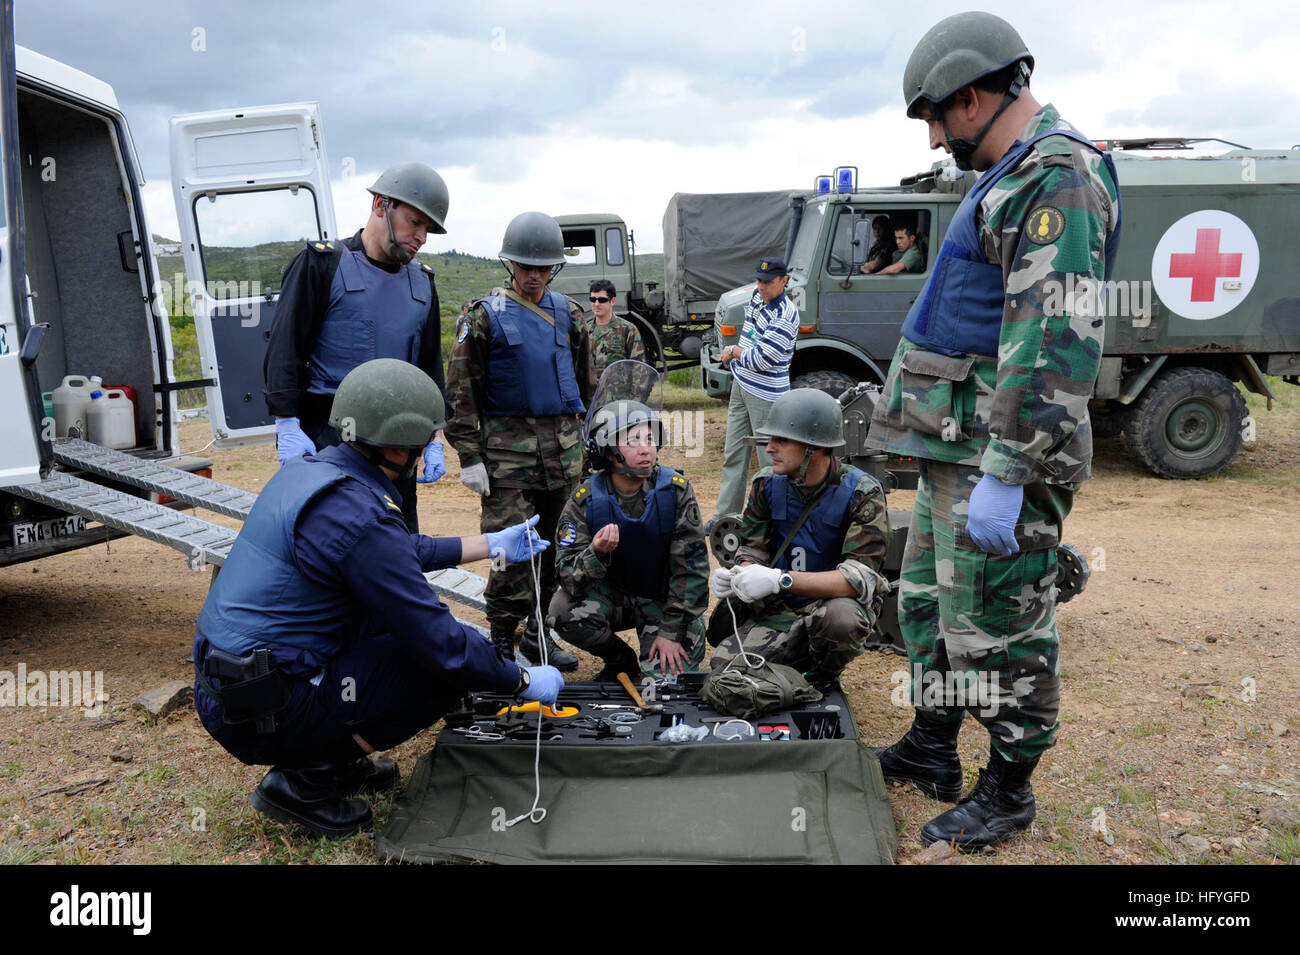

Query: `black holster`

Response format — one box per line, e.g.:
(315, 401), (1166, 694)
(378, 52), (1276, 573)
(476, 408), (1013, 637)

(197, 647), (290, 735)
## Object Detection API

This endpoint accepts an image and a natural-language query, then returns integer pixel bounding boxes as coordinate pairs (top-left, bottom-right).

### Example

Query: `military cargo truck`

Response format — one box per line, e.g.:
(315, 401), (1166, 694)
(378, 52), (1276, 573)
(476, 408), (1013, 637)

(552, 190), (801, 372)
(701, 142), (1300, 479)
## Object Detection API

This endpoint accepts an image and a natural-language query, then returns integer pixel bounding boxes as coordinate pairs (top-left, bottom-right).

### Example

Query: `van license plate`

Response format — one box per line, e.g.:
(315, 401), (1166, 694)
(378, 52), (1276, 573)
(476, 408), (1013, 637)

(11, 516), (88, 547)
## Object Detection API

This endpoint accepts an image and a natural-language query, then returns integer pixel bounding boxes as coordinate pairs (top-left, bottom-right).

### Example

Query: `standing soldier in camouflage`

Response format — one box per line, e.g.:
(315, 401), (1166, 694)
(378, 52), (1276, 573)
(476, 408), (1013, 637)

(709, 389), (890, 681)
(868, 12), (1121, 851)
(586, 279), (646, 384)
(549, 394), (708, 680)
(445, 212), (597, 670)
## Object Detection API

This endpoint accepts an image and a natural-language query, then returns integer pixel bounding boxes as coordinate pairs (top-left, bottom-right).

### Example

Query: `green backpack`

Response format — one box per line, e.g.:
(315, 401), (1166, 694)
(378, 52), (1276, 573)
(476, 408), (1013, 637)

(701, 660), (824, 719)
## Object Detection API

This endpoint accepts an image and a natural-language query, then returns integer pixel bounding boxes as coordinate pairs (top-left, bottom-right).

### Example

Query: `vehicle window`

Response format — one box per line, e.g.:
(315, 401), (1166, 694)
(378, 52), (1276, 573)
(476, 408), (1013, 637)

(829, 208), (933, 276)
(786, 201), (825, 279)
(826, 208), (874, 276)
(562, 228), (597, 266)
(193, 187), (321, 298)
(605, 227), (625, 266)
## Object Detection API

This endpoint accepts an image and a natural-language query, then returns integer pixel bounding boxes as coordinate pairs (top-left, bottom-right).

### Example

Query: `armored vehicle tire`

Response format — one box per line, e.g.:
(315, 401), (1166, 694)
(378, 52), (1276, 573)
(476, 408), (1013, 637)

(1122, 367), (1247, 479)
(1088, 400), (1130, 439)
(791, 370), (859, 402)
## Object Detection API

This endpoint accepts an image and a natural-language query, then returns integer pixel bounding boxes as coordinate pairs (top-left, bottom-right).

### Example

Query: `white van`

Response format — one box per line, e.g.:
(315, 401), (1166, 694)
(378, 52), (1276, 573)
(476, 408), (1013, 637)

(0, 21), (337, 568)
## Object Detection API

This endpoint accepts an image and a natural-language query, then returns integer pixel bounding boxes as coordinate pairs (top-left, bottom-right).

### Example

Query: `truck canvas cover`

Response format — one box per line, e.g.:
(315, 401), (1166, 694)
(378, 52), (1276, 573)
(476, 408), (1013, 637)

(662, 190), (802, 318)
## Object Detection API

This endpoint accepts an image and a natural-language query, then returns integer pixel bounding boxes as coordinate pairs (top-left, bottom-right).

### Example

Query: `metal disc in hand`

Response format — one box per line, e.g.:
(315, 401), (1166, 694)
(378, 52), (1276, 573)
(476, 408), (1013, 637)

(709, 514), (744, 569)
(1054, 542), (1091, 604)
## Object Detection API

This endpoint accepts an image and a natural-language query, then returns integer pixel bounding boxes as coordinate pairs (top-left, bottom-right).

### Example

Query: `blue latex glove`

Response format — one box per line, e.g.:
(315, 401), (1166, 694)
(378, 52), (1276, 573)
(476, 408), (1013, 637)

(275, 417), (316, 466)
(966, 473), (1023, 556)
(416, 440), (445, 484)
(485, 514), (550, 564)
(520, 665), (564, 706)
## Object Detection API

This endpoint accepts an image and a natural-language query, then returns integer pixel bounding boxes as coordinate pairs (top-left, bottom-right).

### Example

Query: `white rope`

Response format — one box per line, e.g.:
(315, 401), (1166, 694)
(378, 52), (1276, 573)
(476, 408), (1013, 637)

(505, 526), (549, 827)
(722, 596), (767, 672)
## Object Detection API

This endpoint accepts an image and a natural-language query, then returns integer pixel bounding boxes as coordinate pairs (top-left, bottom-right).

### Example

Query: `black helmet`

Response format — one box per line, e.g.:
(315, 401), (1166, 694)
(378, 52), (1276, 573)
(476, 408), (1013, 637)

(586, 400), (662, 475)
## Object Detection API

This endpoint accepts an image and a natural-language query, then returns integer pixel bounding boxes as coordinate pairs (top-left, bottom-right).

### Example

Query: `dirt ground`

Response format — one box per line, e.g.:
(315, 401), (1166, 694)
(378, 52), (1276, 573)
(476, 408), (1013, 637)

(2, 387), (1298, 865)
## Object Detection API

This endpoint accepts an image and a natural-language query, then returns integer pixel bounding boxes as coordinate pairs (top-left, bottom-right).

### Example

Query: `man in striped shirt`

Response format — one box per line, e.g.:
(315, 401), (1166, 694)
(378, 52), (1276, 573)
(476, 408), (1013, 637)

(709, 257), (800, 526)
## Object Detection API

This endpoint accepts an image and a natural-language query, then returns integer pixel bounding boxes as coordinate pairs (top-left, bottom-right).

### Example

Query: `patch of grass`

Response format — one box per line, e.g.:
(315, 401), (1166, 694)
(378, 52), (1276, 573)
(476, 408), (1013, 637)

(1118, 785), (1154, 806)
(0, 841), (52, 864)
(1131, 721), (1168, 738)
(1, 760), (22, 781)
(1271, 832), (1300, 863)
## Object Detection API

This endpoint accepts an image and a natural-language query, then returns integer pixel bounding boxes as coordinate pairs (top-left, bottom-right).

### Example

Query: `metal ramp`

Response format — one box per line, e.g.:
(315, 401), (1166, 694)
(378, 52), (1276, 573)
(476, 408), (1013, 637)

(9, 473), (239, 567)
(53, 437), (257, 519)
(424, 567), (488, 612)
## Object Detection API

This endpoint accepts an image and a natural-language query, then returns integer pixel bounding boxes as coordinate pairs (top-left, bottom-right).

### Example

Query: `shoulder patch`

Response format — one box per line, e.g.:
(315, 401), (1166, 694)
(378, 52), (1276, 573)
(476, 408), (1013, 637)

(573, 485), (590, 502)
(456, 319), (470, 343)
(1025, 205), (1065, 245)
(557, 521), (578, 546)
(382, 494), (401, 512)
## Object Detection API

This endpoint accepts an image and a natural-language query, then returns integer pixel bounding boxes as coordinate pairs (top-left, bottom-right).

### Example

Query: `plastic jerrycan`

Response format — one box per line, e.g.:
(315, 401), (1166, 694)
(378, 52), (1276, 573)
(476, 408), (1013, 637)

(87, 389), (136, 449)
(52, 375), (95, 438)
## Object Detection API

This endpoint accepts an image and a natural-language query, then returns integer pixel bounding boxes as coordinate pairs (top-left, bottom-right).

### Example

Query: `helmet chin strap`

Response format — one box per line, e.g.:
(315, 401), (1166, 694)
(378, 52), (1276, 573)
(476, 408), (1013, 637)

(382, 199), (413, 265)
(359, 444), (421, 481)
(609, 447), (655, 479)
(939, 61), (1031, 171)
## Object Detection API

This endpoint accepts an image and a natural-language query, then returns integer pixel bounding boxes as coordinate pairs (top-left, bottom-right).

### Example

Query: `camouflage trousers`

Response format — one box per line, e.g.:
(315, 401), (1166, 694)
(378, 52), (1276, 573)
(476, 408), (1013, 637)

(481, 483), (573, 635)
(708, 595), (871, 677)
(898, 459), (1072, 762)
(548, 583), (706, 679)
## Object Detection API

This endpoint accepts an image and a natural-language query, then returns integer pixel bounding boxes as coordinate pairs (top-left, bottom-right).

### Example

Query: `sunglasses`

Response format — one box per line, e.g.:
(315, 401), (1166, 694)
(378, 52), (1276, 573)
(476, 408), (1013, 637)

(589, 295), (612, 303)
(516, 264), (552, 275)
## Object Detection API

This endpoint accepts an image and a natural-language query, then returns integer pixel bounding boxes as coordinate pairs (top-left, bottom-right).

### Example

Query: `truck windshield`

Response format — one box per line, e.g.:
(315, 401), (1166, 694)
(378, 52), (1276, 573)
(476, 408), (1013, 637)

(786, 201), (825, 279)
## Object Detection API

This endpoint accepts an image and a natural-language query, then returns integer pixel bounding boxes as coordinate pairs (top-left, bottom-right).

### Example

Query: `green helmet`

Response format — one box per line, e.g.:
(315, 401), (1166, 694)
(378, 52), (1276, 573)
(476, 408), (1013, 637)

(329, 358), (445, 448)
(586, 400), (661, 474)
(903, 11), (1033, 119)
(757, 388), (845, 449)
(368, 162), (449, 234)
(499, 211), (566, 267)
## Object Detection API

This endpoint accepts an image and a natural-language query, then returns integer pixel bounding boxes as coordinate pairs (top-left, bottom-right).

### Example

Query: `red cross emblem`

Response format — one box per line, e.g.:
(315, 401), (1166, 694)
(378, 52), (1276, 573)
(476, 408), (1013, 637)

(1168, 228), (1242, 303)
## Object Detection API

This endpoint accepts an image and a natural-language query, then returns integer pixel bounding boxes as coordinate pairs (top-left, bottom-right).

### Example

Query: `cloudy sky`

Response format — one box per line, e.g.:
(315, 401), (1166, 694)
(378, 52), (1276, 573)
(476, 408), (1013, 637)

(15, 0), (1299, 257)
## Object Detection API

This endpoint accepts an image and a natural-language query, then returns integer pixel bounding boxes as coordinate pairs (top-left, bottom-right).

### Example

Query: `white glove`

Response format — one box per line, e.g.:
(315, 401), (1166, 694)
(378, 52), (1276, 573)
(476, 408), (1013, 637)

(710, 566), (735, 599)
(731, 565), (782, 603)
(460, 462), (490, 496)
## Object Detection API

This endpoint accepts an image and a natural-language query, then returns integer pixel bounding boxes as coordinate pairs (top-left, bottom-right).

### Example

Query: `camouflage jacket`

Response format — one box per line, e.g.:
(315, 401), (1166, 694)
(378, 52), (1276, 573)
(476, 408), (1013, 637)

(736, 459), (890, 605)
(445, 292), (596, 489)
(587, 313), (646, 385)
(869, 105), (1121, 486)
(554, 466), (708, 643)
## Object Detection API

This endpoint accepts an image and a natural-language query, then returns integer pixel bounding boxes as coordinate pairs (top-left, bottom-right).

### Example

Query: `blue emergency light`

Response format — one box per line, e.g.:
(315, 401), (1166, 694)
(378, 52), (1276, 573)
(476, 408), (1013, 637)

(834, 166), (857, 193)
(815, 175), (832, 195)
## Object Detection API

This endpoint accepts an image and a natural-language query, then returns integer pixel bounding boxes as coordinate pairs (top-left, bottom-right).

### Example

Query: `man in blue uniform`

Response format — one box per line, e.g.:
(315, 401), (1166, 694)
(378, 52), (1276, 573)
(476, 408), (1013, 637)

(194, 359), (563, 839)
(264, 162), (452, 532)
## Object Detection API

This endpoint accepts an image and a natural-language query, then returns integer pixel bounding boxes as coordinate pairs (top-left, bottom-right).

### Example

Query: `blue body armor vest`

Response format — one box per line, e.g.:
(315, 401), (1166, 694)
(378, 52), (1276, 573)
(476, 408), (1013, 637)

(196, 449), (393, 670)
(585, 466), (678, 599)
(764, 467), (863, 608)
(482, 291), (586, 416)
(308, 246), (431, 393)
(901, 127), (1122, 358)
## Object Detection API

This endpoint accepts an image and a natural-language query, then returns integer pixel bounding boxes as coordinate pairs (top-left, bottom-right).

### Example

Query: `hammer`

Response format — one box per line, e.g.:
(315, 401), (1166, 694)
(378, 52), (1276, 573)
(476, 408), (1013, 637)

(616, 672), (664, 716)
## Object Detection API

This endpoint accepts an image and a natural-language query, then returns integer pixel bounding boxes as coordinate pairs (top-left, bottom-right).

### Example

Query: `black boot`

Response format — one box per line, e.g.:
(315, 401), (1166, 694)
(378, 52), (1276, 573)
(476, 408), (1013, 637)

(250, 764), (373, 839)
(591, 637), (641, 683)
(519, 617), (579, 672)
(872, 712), (964, 802)
(491, 625), (521, 664)
(338, 756), (400, 796)
(920, 752), (1039, 852)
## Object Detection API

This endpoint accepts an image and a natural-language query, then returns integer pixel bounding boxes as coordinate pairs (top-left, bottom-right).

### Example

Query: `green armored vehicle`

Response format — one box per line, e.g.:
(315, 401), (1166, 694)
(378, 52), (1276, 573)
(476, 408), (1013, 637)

(702, 142), (1300, 479)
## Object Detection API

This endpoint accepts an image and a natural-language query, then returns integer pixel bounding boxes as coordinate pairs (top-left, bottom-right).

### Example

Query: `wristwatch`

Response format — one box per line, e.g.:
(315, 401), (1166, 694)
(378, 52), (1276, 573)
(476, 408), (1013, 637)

(515, 668), (531, 695)
(778, 572), (794, 593)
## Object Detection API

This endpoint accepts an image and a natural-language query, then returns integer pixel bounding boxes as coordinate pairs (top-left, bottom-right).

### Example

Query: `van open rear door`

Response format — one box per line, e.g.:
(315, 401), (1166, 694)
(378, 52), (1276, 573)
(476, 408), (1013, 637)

(0, 0), (44, 486)
(169, 103), (338, 447)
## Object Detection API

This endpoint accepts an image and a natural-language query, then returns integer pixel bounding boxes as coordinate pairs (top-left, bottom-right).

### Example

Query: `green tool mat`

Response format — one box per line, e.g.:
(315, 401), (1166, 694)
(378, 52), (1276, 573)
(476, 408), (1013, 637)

(376, 738), (897, 864)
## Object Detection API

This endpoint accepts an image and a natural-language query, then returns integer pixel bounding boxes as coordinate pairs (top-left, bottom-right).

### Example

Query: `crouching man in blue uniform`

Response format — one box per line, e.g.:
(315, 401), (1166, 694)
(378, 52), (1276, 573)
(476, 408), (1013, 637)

(193, 359), (563, 839)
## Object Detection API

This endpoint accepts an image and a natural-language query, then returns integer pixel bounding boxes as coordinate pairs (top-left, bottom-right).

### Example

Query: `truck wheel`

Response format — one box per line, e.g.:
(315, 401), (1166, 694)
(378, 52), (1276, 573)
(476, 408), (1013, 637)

(1121, 367), (1247, 479)
(1088, 400), (1129, 439)
(791, 370), (859, 402)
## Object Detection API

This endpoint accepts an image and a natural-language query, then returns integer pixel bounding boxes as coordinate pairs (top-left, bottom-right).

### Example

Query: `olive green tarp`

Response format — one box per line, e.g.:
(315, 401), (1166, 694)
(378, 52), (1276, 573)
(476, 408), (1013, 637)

(376, 738), (897, 864)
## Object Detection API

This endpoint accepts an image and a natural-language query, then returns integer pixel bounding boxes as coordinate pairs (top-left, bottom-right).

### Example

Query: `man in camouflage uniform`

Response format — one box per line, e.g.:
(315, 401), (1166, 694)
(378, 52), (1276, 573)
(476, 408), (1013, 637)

(549, 398), (708, 680)
(445, 212), (596, 669)
(868, 12), (1121, 851)
(586, 279), (646, 383)
(709, 389), (890, 680)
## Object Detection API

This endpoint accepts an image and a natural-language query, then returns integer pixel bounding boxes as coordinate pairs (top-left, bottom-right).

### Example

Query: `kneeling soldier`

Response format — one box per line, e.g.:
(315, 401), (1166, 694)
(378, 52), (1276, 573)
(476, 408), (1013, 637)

(549, 398), (709, 679)
(709, 388), (890, 681)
